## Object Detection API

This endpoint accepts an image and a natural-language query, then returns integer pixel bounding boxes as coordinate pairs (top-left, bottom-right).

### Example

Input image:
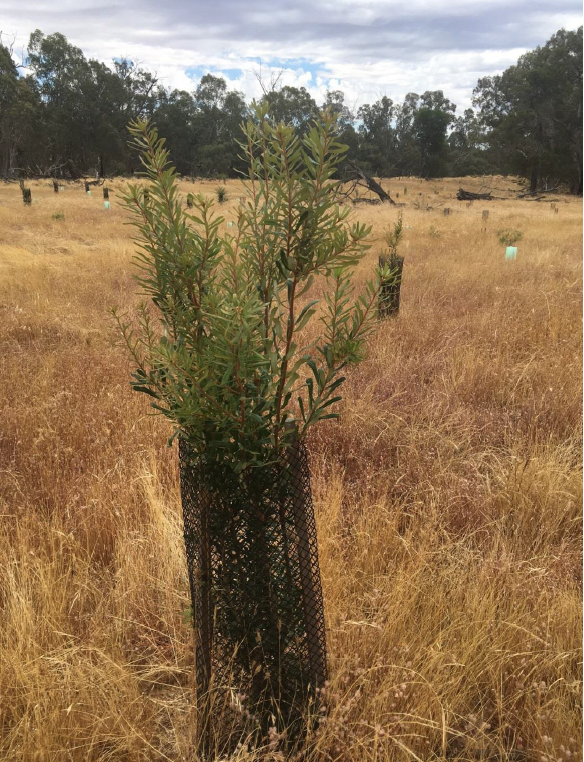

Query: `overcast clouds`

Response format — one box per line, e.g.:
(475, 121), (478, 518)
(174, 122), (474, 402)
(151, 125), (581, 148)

(1, 0), (581, 110)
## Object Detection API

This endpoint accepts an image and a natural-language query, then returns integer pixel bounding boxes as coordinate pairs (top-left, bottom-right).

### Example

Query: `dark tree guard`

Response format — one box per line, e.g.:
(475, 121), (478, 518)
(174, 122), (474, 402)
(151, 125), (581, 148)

(178, 438), (328, 746)
(379, 253), (404, 318)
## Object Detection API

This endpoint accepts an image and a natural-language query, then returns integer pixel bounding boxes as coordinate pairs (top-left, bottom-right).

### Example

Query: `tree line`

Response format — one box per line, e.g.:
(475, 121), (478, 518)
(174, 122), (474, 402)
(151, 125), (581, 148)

(0, 26), (581, 192)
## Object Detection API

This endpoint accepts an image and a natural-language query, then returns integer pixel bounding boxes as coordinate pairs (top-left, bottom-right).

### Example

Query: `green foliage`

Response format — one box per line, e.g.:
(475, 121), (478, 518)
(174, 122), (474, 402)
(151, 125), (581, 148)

(262, 86), (319, 136)
(498, 228), (523, 246)
(379, 212), (405, 307)
(4, 27), (580, 190)
(474, 27), (583, 193)
(383, 212), (404, 256)
(114, 107), (378, 470)
(357, 96), (396, 177)
(413, 99), (454, 178)
(52, 211), (65, 221)
(215, 185), (228, 203)
(378, 216), (405, 319)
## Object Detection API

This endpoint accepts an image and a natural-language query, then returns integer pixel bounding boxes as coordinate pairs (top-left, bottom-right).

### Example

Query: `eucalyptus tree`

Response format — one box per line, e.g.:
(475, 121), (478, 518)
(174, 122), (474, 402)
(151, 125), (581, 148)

(0, 42), (39, 178)
(474, 27), (583, 193)
(393, 93), (422, 175)
(413, 90), (456, 178)
(262, 85), (319, 136)
(26, 30), (90, 172)
(448, 108), (490, 176)
(193, 75), (248, 176)
(357, 96), (397, 177)
(155, 89), (199, 176)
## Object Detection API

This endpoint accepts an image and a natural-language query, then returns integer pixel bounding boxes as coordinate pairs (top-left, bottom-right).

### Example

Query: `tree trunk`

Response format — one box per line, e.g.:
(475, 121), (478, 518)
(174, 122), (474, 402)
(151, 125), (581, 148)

(347, 161), (396, 204)
(530, 162), (538, 194)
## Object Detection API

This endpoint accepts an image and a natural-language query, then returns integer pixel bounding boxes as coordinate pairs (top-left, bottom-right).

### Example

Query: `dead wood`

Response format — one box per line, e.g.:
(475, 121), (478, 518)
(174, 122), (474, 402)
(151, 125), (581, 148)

(352, 198), (381, 206)
(456, 188), (503, 201)
(342, 162), (397, 205)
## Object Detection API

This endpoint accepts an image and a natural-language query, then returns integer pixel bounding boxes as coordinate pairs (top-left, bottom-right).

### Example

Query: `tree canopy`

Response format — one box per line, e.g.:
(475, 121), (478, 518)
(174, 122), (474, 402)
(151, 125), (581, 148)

(473, 27), (583, 193)
(1, 26), (581, 193)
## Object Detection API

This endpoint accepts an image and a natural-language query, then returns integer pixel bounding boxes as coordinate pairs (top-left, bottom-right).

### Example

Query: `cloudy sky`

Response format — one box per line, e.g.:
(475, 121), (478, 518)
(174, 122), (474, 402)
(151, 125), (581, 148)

(2, 0), (581, 110)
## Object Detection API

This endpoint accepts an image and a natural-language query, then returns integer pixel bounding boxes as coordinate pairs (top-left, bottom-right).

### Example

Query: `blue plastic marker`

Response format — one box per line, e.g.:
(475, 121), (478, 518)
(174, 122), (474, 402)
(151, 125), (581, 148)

(505, 246), (517, 261)
(104, 200), (110, 210)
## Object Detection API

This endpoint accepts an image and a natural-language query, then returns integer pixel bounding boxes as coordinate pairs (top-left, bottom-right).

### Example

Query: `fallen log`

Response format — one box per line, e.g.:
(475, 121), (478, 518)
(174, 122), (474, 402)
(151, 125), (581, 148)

(352, 198), (381, 206)
(456, 188), (498, 201)
(84, 178), (105, 188)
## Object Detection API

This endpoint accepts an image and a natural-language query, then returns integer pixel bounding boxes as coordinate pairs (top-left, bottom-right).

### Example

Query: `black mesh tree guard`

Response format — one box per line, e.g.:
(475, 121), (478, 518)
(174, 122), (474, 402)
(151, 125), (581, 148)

(178, 437), (327, 747)
(378, 253), (404, 318)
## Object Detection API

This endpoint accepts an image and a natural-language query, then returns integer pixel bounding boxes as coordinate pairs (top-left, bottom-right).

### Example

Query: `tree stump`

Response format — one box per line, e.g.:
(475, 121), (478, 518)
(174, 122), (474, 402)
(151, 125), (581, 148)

(22, 188), (32, 205)
(103, 187), (109, 200)
(53, 181), (59, 193)
(443, 207), (451, 216)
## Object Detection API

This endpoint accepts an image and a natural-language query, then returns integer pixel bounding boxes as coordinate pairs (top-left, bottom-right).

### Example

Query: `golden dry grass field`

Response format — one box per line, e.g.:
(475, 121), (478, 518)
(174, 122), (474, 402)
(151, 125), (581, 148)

(0, 176), (582, 762)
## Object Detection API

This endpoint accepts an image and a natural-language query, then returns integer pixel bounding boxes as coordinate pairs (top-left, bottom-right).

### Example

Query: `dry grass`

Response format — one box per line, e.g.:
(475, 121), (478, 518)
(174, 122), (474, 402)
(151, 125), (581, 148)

(0, 175), (581, 762)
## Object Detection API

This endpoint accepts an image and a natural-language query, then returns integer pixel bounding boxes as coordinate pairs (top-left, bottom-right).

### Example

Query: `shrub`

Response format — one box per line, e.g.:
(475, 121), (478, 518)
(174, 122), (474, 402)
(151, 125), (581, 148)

(379, 213), (405, 318)
(215, 185), (228, 203)
(115, 105), (379, 469)
(498, 228), (523, 246)
(384, 213), (404, 256)
(115, 106), (380, 743)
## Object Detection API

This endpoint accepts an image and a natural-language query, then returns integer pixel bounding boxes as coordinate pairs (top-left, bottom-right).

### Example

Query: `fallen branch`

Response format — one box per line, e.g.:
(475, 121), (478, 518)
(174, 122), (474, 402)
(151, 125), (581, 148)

(352, 198), (381, 206)
(516, 188), (560, 199)
(343, 162), (397, 205)
(456, 188), (505, 202)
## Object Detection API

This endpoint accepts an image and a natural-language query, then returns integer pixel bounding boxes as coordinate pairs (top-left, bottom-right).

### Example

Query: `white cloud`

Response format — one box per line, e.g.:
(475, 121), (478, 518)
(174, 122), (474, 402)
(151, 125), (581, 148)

(3, 0), (581, 109)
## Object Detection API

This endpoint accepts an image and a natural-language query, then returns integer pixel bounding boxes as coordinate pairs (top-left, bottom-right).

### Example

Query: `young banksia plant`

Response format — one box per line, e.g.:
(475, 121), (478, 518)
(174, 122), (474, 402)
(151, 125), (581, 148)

(115, 104), (380, 471)
(114, 105), (381, 747)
